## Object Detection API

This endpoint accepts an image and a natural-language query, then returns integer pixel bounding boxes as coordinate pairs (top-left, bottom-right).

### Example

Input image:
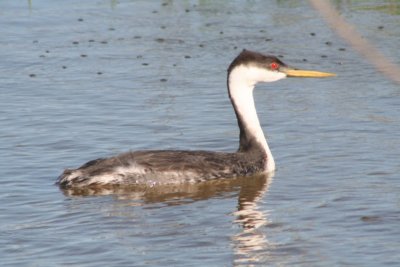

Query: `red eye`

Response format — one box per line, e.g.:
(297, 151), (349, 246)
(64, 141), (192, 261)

(270, 62), (279, 70)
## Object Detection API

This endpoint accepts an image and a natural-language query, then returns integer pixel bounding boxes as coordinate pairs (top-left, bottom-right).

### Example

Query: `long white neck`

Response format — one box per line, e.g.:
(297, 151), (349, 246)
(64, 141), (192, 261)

(228, 66), (276, 172)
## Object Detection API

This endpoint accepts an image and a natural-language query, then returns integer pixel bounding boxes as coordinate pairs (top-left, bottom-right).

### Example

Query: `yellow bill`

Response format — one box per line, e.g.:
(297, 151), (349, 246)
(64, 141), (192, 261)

(281, 67), (336, 78)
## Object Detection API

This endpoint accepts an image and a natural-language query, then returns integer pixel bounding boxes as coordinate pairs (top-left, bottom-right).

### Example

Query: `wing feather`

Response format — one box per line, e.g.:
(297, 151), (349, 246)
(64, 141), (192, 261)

(57, 150), (266, 187)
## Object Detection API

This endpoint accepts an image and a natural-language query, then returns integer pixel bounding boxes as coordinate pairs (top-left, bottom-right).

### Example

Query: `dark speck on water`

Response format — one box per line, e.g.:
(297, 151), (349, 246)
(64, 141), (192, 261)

(155, 38), (165, 43)
(361, 216), (381, 223)
(1, 1), (399, 267)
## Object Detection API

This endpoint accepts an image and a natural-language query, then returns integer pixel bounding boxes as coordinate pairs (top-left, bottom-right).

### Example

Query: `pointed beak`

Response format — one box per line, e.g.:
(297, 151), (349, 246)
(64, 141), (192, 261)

(281, 67), (336, 78)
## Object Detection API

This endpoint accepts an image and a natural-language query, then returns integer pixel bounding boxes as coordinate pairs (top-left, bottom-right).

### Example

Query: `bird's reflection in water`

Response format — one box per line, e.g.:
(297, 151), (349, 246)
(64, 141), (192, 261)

(233, 172), (274, 266)
(60, 173), (271, 204)
(60, 172), (274, 263)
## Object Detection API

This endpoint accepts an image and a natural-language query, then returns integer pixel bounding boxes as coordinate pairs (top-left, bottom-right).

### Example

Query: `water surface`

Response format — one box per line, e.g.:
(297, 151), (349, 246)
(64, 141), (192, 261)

(1, 0), (399, 266)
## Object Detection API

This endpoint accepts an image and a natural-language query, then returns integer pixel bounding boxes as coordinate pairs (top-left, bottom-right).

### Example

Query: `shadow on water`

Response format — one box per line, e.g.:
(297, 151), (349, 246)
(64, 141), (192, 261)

(60, 172), (274, 265)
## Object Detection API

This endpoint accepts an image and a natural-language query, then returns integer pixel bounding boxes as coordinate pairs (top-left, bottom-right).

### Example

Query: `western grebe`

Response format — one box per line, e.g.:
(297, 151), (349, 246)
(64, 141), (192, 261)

(57, 50), (334, 188)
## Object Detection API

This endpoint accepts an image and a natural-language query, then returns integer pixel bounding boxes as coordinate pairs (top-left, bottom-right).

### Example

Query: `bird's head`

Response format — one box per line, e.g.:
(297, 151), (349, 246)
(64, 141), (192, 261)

(228, 50), (335, 86)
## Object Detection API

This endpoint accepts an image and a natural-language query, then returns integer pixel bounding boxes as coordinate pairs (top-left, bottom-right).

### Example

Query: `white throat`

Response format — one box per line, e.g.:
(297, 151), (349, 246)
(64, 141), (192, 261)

(228, 65), (283, 172)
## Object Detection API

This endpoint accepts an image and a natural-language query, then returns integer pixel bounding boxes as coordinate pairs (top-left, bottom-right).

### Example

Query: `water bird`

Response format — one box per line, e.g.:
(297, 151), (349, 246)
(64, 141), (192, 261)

(57, 50), (335, 188)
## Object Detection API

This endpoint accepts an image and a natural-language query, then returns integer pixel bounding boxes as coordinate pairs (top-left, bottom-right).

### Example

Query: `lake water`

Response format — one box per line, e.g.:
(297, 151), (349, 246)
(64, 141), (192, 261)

(1, 0), (399, 266)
